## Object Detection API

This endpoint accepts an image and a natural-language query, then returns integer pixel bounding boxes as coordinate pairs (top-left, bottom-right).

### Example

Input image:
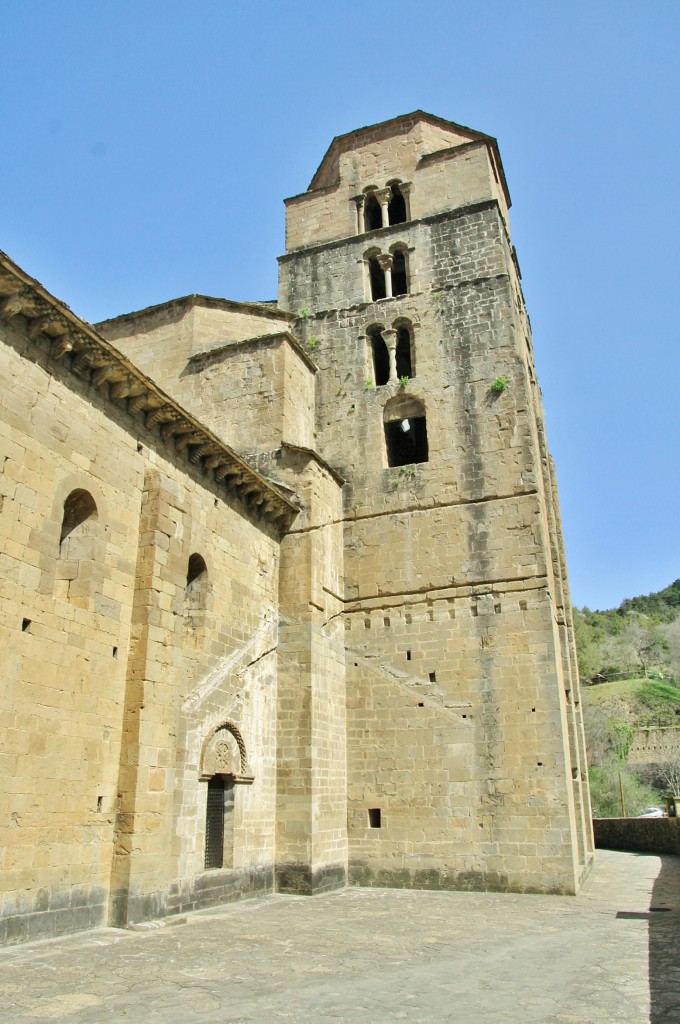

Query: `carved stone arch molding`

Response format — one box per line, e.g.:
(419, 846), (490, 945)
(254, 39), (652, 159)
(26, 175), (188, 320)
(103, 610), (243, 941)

(199, 720), (254, 784)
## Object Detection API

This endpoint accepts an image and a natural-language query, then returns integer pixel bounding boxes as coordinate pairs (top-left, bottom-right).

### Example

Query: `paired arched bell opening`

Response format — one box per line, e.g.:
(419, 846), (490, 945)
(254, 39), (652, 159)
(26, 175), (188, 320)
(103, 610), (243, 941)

(362, 181), (410, 232)
(367, 319), (415, 386)
(364, 244), (410, 302)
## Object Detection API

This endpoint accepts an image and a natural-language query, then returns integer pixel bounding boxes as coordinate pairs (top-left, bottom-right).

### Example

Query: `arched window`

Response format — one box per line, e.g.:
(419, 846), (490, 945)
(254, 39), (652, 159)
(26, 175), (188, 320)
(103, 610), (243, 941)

(395, 323), (414, 379)
(185, 553), (208, 630)
(391, 248), (408, 297)
(384, 396), (428, 467)
(364, 191), (382, 231)
(60, 489), (97, 549)
(368, 326), (390, 386)
(55, 489), (99, 604)
(368, 255), (386, 301)
(387, 182), (407, 225)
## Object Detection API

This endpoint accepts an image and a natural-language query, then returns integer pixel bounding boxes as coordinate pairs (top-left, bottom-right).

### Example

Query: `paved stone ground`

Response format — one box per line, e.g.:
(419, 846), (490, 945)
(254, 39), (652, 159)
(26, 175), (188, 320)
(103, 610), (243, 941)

(1, 850), (679, 1023)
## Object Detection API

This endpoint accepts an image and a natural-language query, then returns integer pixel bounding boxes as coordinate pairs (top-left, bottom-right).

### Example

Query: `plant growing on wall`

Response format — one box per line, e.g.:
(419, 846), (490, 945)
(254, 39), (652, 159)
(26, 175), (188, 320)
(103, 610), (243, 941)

(391, 464), (417, 490)
(365, 377), (374, 389)
(308, 336), (318, 349)
(490, 376), (508, 394)
(298, 307), (310, 319)
(399, 376), (409, 388)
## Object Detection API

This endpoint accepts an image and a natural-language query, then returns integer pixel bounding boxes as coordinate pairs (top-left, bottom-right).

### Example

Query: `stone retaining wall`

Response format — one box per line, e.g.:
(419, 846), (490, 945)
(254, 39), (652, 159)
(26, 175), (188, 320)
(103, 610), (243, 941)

(593, 817), (680, 856)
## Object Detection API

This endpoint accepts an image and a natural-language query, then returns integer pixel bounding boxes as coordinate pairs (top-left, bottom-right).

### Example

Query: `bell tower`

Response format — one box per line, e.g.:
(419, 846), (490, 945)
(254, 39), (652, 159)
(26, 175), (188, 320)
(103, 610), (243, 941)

(279, 111), (593, 894)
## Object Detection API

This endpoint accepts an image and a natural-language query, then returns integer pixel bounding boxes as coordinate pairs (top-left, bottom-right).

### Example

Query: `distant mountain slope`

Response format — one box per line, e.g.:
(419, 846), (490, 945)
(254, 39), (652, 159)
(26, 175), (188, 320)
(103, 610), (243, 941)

(575, 579), (680, 684)
(619, 579), (680, 621)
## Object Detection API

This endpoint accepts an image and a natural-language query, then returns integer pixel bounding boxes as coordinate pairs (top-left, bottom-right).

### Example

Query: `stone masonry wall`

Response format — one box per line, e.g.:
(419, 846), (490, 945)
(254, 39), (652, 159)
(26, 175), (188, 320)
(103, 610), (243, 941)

(279, 182), (591, 893)
(0, 310), (282, 942)
(287, 118), (507, 251)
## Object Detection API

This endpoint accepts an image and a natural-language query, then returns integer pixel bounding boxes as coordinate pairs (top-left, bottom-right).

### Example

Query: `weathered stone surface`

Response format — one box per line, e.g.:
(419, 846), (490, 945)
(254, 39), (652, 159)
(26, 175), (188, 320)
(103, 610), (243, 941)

(0, 111), (591, 946)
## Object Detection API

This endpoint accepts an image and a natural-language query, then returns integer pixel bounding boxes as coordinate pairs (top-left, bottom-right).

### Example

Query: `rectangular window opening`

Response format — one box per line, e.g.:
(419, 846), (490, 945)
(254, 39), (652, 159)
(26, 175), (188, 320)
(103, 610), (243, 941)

(385, 416), (428, 467)
(205, 777), (226, 870)
(368, 808), (382, 829)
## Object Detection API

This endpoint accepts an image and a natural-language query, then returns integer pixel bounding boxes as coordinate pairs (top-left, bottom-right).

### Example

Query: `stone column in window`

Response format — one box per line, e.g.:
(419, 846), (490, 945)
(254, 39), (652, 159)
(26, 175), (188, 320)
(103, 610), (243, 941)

(352, 196), (365, 234)
(376, 188), (392, 229)
(382, 328), (398, 383)
(377, 254), (393, 298)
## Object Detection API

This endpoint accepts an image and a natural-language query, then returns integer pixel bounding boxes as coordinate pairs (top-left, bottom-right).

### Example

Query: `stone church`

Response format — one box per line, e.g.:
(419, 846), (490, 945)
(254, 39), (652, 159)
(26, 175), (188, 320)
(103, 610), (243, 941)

(0, 111), (593, 945)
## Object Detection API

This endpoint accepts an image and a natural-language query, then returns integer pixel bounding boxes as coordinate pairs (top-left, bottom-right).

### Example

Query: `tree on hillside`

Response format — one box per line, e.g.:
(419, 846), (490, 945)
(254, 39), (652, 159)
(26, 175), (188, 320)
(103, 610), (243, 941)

(620, 579), (680, 620)
(658, 758), (680, 795)
(623, 618), (670, 678)
(665, 617), (680, 682)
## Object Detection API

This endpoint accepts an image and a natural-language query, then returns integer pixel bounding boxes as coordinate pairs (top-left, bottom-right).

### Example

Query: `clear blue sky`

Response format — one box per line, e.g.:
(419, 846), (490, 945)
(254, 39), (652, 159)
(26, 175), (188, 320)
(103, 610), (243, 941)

(2, 1), (678, 610)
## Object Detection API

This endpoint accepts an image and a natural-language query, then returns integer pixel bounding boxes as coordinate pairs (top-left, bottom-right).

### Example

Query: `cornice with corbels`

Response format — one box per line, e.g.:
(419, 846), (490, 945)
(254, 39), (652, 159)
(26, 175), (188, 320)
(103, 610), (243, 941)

(0, 252), (299, 533)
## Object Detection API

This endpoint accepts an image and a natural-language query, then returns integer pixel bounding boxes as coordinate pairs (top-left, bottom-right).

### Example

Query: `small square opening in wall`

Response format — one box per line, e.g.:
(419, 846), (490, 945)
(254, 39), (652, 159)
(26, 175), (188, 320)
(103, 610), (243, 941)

(21, 618), (31, 632)
(112, 646), (118, 658)
(368, 808), (382, 828)
(429, 671), (437, 683)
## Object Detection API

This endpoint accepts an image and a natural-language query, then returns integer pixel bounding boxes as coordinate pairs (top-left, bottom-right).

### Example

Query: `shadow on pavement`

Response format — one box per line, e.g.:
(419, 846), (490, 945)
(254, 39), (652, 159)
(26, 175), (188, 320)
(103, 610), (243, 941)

(648, 855), (680, 1023)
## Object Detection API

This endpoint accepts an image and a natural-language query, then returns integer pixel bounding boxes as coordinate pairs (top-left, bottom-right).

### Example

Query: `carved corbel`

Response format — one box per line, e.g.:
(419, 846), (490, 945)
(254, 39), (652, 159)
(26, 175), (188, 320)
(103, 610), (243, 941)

(190, 443), (219, 465)
(50, 335), (74, 360)
(175, 430), (205, 453)
(27, 314), (53, 340)
(129, 393), (151, 414)
(110, 376), (135, 399)
(92, 364), (115, 389)
(240, 482), (261, 501)
(146, 406), (174, 429)
(215, 464), (242, 482)
(160, 417), (188, 442)
(0, 292), (27, 318)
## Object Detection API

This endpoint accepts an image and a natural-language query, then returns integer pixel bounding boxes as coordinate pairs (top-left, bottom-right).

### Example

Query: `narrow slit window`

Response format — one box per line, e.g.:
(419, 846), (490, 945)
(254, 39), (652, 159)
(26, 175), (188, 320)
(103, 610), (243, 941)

(55, 489), (99, 605)
(369, 327), (390, 386)
(364, 193), (382, 231)
(395, 326), (413, 379)
(368, 808), (382, 828)
(391, 250), (408, 296)
(185, 553), (208, 630)
(369, 257), (386, 301)
(388, 183), (407, 225)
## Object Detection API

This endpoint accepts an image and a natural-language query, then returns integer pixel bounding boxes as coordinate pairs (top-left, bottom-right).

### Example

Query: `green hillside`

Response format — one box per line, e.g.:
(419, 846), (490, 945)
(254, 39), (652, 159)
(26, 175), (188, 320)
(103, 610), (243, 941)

(583, 677), (680, 728)
(577, 580), (680, 815)
(575, 578), (680, 684)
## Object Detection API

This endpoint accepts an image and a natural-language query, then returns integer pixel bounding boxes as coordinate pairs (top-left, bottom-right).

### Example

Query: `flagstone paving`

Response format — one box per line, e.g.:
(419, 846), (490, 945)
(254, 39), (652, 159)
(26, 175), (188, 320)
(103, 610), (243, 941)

(1, 849), (679, 1023)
